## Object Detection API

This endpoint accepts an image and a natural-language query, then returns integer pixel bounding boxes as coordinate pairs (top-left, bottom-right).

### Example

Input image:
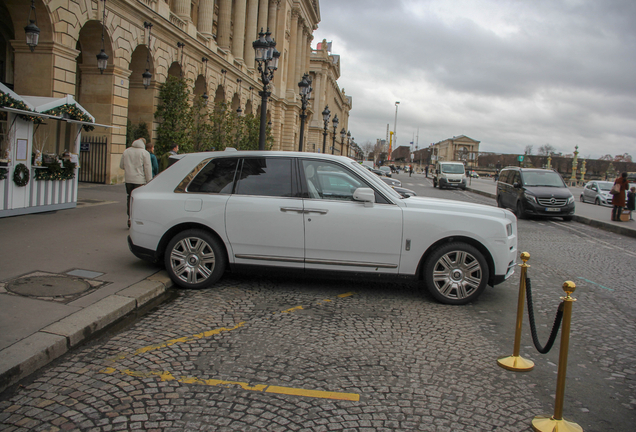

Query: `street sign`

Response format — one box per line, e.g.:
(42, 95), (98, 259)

(517, 155), (524, 162)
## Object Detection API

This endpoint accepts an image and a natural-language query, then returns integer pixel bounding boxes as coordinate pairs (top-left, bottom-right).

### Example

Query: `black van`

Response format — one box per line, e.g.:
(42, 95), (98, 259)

(496, 167), (575, 221)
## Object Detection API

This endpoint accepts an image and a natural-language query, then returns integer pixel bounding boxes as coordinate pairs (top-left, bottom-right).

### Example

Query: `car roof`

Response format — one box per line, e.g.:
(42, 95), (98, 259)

(175, 150), (356, 163)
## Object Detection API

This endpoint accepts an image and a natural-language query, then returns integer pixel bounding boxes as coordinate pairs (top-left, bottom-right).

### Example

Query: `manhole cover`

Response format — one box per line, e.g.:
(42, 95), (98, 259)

(7, 276), (90, 297)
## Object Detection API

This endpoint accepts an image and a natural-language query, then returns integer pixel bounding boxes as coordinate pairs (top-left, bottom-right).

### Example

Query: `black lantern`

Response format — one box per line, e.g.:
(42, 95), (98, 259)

(331, 115), (339, 154)
(253, 28), (280, 150)
(97, 0), (108, 73)
(340, 128), (346, 156)
(201, 57), (209, 104)
(297, 73), (312, 152)
(142, 21), (153, 89)
(25, 0), (40, 52)
(321, 105), (330, 154)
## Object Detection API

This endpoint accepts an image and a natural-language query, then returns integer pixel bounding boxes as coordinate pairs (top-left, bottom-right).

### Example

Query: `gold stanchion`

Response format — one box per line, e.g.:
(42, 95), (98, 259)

(497, 252), (535, 371)
(532, 281), (582, 432)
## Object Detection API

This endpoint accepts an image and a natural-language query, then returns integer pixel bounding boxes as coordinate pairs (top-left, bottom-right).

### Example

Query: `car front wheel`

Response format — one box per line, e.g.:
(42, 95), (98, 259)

(165, 229), (226, 289)
(424, 242), (489, 305)
(516, 201), (527, 219)
(595, 197), (600, 206)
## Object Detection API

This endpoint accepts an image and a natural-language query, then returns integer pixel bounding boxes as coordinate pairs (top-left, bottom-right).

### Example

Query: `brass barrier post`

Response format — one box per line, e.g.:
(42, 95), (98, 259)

(497, 252), (535, 371)
(532, 281), (583, 432)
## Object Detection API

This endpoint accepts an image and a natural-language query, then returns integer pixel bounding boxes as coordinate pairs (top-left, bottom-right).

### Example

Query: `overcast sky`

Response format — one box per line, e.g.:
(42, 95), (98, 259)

(312, 0), (636, 159)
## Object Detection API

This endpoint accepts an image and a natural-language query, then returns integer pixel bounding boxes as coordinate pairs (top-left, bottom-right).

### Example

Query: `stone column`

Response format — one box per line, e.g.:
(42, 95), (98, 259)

(268, 0), (278, 37)
(293, 18), (303, 85)
(174, 0), (191, 22)
(258, 0), (269, 33)
(232, 0), (247, 60)
(217, 0), (232, 49)
(286, 11), (299, 91)
(244, 0), (259, 67)
(198, 0), (215, 37)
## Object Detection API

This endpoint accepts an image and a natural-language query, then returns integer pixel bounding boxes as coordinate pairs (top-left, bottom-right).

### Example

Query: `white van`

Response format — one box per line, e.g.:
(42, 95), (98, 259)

(433, 161), (467, 190)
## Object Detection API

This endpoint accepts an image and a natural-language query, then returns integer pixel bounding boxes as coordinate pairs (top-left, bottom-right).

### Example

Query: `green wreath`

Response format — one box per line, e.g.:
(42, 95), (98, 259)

(13, 163), (30, 187)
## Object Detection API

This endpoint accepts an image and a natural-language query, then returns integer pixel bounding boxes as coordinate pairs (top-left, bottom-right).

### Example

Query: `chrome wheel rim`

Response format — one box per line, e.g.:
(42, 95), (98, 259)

(169, 237), (216, 285)
(432, 250), (482, 300)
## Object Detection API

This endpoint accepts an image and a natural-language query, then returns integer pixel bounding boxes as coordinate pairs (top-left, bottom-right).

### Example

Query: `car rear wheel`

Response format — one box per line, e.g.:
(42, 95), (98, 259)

(424, 242), (489, 305)
(579, 194), (584, 202)
(165, 229), (226, 289)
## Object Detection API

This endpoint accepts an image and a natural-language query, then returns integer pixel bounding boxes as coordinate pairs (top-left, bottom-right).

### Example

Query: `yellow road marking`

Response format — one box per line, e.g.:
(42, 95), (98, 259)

(101, 367), (359, 402)
(279, 305), (304, 314)
(337, 292), (355, 298)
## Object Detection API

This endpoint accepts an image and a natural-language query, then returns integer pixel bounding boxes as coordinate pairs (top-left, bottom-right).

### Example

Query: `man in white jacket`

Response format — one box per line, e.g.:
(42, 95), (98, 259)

(120, 138), (152, 227)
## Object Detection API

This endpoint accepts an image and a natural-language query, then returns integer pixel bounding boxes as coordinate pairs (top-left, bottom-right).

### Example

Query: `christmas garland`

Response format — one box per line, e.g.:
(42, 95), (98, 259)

(34, 160), (76, 181)
(0, 168), (7, 180)
(13, 163), (30, 187)
(0, 91), (44, 124)
(42, 104), (95, 132)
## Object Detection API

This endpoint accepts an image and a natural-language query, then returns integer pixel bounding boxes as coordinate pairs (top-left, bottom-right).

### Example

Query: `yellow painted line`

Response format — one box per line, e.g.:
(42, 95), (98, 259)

(101, 367), (359, 402)
(337, 292), (355, 298)
(279, 305), (304, 314)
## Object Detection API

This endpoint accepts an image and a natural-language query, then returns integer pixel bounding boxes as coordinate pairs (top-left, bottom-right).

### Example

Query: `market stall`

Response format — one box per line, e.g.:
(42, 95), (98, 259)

(0, 83), (109, 217)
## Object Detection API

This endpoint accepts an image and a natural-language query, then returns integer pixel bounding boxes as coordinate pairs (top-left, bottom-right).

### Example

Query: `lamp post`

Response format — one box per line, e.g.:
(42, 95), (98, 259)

(25, 0), (40, 52)
(331, 115), (339, 154)
(297, 73), (312, 152)
(321, 106), (330, 153)
(340, 128), (346, 156)
(253, 28), (280, 150)
(392, 101), (400, 161)
(96, 0), (108, 74)
(142, 22), (153, 89)
(347, 130), (351, 157)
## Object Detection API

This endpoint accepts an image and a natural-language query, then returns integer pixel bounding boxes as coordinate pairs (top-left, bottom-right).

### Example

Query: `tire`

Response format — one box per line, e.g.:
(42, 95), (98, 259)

(595, 198), (600, 206)
(424, 242), (489, 305)
(563, 216), (573, 222)
(579, 195), (584, 202)
(164, 229), (226, 289)
(433, 179), (437, 188)
(516, 201), (527, 219)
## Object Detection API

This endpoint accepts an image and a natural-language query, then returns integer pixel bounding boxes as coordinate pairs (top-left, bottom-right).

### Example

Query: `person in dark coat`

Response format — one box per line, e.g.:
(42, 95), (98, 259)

(611, 172), (629, 221)
(627, 186), (635, 220)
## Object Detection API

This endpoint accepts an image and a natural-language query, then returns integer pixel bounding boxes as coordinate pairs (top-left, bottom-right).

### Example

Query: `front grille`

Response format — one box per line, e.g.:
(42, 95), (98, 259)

(537, 197), (568, 206)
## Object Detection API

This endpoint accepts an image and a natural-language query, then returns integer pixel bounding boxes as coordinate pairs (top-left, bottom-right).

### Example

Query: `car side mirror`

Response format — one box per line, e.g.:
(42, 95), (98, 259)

(353, 187), (375, 206)
(513, 182), (521, 188)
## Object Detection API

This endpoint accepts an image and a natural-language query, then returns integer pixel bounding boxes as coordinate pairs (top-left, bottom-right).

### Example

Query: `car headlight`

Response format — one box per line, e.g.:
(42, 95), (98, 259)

(567, 196), (575, 204)
(524, 192), (537, 203)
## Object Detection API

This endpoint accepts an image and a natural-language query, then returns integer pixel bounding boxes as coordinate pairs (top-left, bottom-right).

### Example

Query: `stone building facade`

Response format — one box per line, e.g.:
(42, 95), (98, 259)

(431, 135), (480, 168)
(0, 0), (351, 183)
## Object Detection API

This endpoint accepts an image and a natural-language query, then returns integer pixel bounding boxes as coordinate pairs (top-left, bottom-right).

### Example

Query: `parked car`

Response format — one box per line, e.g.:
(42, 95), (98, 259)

(496, 167), (575, 221)
(379, 166), (392, 177)
(361, 164), (385, 177)
(468, 170), (479, 178)
(580, 181), (613, 207)
(392, 186), (417, 198)
(128, 150), (517, 305)
(380, 177), (402, 187)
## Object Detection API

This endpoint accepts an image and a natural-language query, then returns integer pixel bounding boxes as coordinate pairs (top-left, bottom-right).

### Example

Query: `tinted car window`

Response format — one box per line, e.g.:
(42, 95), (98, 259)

(521, 171), (565, 187)
(499, 170), (511, 184)
(512, 172), (521, 185)
(188, 158), (238, 193)
(303, 160), (368, 201)
(235, 158), (293, 197)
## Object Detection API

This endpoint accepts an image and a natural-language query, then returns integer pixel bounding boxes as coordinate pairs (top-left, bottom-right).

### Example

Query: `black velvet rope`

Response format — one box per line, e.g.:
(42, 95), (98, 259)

(525, 276), (564, 354)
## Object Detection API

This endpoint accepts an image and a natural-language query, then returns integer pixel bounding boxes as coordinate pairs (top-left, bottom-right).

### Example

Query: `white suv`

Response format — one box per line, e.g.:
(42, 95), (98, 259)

(128, 150), (517, 304)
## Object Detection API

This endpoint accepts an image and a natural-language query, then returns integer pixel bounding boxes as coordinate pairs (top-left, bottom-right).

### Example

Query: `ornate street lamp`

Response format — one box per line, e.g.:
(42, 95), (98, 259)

(200, 57), (209, 104)
(25, 0), (40, 52)
(347, 130), (351, 157)
(253, 28), (280, 150)
(96, 0), (108, 74)
(142, 21), (153, 89)
(297, 73), (312, 152)
(340, 128), (346, 156)
(236, 78), (243, 115)
(321, 105), (330, 153)
(331, 115), (339, 154)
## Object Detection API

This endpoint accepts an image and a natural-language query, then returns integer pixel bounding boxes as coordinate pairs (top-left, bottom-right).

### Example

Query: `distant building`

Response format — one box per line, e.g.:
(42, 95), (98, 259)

(431, 135), (480, 167)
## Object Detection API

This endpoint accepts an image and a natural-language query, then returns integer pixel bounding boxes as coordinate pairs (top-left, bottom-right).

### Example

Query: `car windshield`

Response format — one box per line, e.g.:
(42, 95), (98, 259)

(441, 164), (464, 174)
(380, 167), (390, 172)
(597, 181), (613, 191)
(522, 171), (566, 187)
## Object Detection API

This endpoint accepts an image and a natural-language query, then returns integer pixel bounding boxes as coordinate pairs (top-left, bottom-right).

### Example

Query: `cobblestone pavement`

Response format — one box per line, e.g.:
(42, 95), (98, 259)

(1, 185), (635, 431)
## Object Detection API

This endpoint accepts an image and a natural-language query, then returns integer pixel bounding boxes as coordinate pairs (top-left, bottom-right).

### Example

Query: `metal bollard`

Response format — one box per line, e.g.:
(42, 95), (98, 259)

(531, 281), (583, 432)
(497, 251), (535, 371)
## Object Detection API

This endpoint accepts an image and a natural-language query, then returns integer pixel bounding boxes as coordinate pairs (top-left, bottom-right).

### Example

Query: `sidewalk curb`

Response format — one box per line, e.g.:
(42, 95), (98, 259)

(0, 271), (174, 394)
(466, 187), (636, 239)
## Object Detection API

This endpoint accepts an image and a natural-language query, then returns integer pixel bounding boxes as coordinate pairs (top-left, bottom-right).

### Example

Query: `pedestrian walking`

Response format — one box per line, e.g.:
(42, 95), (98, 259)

(627, 186), (635, 220)
(409, 165), (413, 177)
(425, 165), (429, 178)
(146, 141), (158, 177)
(120, 138), (152, 227)
(159, 143), (179, 173)
(611, 172), (629, 222)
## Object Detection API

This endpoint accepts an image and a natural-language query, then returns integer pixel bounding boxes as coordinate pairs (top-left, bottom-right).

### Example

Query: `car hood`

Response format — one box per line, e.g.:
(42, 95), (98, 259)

(522, 186), (573, 198)
(402, 196), (512, 220)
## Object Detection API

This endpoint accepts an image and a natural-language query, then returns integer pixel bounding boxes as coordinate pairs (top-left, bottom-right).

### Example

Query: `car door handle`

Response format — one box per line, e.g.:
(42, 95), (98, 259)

(280, 207), (305, 213)
(304, 208), (328, 215)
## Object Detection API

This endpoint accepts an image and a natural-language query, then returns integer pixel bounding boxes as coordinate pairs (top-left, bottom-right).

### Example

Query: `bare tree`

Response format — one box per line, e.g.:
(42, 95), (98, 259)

(524, 145), (533, 155)
(361, 140), (374, 158)
(537, 144), (555, 156)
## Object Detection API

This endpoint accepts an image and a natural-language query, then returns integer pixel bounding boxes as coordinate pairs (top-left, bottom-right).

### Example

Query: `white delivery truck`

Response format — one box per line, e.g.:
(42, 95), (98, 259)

(433, 161), (467, 190)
